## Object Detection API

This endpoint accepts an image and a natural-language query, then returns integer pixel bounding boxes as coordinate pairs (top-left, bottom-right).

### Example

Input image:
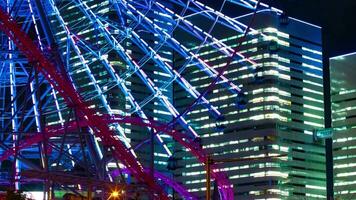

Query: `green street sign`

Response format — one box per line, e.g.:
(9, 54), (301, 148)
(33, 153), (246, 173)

(314, 128), (333, 139)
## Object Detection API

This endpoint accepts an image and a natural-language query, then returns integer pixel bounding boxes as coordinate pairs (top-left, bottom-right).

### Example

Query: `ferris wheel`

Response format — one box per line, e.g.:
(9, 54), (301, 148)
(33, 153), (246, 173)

(0, 0), (284, 199)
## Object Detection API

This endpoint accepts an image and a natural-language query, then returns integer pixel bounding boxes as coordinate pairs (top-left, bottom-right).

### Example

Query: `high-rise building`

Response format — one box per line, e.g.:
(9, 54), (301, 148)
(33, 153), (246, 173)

(330, 52), (356, 199)
(174, 10), (326, 199)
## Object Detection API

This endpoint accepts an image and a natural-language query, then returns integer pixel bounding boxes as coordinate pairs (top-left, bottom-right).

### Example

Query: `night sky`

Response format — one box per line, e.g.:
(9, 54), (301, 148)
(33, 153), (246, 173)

(203, 0), (356, 57)
(267, 0), (356, 57)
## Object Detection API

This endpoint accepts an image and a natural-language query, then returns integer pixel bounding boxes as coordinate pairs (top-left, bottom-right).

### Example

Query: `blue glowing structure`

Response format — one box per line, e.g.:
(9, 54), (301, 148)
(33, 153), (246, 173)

(0, 0), (291, 199)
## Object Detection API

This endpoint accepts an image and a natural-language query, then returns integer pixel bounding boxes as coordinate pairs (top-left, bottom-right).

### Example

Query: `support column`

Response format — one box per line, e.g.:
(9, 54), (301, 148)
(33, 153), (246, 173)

(150, 128), (154, 200)
(206, 156), (211, 200)
(322, 25), (333, 200)
(8, 36), (20, 191)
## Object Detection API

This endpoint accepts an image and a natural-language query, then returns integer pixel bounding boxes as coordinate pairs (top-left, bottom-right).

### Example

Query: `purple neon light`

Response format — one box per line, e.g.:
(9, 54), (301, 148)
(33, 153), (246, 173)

(0, 114), (233, 199)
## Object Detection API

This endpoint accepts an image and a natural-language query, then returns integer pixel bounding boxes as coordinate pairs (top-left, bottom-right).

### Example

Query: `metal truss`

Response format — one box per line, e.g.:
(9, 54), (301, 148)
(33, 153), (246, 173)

(0, 0), (280, 199)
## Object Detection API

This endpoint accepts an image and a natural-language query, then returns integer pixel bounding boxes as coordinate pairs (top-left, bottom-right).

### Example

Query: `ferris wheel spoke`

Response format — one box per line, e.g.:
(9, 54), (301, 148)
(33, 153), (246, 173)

(124, 3), (242, 94)
(46, 1), (138, 157)
(71, 29), (173, 156)
(74, 0), (198, 138)
(153, 1), (259, 69)
(54, 1), (173, 157)
(78, 2), (222, 120)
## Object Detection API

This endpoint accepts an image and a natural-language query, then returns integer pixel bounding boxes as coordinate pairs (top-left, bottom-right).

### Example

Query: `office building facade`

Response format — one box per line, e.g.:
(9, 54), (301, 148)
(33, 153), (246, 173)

(174, 10), (326, 199)
(331, 52), (356, 199)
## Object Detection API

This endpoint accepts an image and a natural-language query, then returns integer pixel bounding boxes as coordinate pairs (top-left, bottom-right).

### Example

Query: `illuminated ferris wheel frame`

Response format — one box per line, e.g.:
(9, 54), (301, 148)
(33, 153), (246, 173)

(0, 0), (286, 199)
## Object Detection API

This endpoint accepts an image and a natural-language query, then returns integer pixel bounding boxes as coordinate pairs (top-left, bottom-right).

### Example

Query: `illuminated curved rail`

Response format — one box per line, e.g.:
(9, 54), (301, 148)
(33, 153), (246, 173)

(0, 119), (196, 199)
(0, 114), (233, 199)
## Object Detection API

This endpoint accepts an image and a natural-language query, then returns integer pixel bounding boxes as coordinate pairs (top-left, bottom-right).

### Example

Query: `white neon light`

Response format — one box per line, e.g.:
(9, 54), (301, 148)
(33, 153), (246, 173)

(80, 1), (198, 139)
